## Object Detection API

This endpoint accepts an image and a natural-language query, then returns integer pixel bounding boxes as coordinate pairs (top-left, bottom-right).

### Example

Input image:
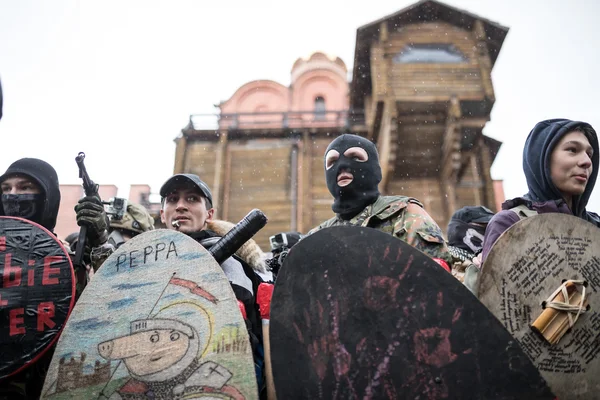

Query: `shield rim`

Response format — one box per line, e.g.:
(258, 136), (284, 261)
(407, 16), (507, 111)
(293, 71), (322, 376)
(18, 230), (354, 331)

(0, 216), (76, 379)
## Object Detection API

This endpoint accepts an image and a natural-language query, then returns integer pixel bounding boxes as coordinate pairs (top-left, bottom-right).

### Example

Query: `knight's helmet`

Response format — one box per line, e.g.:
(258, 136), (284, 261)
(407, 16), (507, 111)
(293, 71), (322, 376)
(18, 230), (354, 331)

(127, 318), (200, 382)
(106, 199), (155, 247)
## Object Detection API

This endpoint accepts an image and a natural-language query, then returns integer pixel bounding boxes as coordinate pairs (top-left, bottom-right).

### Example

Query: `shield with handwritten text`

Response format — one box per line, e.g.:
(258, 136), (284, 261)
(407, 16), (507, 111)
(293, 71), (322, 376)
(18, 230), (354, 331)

(41, 229), (257, 400)
(479, 213), (600, 400)
(270, 226), (555, 399)
(0, 216), (75, 381)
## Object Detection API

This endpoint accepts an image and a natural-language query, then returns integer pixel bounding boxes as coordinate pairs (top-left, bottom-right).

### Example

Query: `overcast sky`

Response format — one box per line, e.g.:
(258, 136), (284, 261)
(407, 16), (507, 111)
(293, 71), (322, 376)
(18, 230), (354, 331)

(1, 0), (598, 211)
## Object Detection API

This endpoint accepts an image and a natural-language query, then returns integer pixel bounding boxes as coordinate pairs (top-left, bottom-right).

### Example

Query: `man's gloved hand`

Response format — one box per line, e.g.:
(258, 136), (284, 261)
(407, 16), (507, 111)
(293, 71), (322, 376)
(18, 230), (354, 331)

(75, 196), (109, 247)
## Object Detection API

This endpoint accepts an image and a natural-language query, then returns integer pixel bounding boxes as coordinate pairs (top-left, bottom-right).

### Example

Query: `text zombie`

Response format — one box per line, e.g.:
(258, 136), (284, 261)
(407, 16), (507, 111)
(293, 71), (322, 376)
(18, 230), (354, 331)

(0, 236), (64, 337)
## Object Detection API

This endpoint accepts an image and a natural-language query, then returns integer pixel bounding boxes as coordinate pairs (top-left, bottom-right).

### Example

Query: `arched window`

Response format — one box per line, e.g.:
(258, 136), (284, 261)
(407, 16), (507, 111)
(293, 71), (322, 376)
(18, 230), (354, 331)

(393, 44), (468, 64)
(314, 96), (326, 120)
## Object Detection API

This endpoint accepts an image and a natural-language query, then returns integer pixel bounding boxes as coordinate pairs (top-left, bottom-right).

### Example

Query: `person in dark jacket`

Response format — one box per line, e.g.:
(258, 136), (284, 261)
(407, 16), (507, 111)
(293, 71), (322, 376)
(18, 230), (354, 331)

(482, 119), (599, 263)
(159, 173), (267, 394)
(0, 158), (65, 399)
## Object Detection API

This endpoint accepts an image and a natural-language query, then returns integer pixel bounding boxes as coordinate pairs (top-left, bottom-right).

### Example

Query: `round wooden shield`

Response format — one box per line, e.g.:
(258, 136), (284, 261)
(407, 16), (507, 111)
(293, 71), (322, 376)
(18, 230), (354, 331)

(41, 229), (258, 400)
(479, 213), (600, 399)
(270, 226), (555, 399)
(0, 216), (75, 380)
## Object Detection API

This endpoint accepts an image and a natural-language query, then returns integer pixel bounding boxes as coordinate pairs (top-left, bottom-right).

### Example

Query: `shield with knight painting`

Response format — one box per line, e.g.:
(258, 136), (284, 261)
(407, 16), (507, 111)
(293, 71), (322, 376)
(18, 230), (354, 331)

(41, 229), (258, 400)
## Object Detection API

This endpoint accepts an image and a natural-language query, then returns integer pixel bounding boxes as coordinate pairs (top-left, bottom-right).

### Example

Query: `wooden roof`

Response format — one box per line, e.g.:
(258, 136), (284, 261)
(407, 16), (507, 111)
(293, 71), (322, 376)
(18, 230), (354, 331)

(350, 0), (509, 110)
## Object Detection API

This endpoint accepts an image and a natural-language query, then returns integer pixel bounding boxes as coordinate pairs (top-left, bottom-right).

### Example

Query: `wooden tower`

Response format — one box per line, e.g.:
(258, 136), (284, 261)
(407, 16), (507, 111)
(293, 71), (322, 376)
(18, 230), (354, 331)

(351, 0), (508, 229)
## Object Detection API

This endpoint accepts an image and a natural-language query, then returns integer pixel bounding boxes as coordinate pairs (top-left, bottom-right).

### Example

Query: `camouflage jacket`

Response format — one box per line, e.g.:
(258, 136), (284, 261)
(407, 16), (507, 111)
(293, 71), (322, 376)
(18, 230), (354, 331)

(309, 196), (452, 264)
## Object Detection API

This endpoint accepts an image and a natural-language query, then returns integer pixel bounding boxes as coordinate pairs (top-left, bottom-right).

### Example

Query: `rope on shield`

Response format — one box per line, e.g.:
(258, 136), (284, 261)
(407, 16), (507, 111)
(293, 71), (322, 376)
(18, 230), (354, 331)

(543, 279), (588, 328)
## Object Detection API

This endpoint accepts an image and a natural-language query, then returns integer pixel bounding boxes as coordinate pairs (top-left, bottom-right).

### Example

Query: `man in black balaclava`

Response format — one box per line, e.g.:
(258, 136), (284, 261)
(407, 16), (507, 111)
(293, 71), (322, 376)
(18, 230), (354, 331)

(0, 158), (61, 232)
(309, 134), (452, 264)
(325, 133), (382, 219)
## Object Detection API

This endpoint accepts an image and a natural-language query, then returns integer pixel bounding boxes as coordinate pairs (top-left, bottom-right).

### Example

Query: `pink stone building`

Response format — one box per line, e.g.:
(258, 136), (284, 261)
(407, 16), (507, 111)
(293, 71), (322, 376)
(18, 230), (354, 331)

(213, 52), (351, 131)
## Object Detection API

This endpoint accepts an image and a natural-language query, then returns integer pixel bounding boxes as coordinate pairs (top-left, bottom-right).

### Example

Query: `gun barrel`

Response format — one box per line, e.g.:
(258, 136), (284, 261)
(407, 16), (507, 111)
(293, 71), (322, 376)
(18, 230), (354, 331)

(209, 209), (268, 264)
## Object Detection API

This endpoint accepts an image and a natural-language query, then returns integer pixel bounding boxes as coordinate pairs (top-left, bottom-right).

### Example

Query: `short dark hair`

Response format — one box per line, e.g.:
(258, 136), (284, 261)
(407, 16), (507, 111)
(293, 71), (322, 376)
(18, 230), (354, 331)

(570, 125), (595, 144)
(160, 190), (212, 210)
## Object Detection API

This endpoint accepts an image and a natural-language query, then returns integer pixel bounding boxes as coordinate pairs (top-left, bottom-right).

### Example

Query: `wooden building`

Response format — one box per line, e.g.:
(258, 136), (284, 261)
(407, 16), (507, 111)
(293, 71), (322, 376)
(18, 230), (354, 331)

(175, 0), (509, 249)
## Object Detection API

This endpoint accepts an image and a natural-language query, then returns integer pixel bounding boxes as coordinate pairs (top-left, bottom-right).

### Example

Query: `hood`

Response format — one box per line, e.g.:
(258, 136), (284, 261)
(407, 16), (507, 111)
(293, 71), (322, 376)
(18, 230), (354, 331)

(0, 158), (61, 231)
(523, 118), (599, 219)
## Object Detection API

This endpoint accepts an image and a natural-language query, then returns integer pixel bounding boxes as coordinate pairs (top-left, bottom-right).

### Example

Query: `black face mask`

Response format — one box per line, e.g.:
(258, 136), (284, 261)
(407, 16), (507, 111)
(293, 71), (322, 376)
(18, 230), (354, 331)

(325, 134), (382, 219)
(447, 220), (486, 254)
(2, 193), (44, 222)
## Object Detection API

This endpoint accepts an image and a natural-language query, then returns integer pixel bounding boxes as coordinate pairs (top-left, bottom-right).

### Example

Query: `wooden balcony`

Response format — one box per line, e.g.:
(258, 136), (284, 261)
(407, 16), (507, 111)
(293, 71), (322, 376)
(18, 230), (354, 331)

(188, 110), (365, 132)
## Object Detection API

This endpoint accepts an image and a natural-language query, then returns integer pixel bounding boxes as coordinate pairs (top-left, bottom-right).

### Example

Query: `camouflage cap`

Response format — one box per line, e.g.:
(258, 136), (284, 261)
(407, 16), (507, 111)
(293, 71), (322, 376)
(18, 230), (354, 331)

(109, 202), (155, 235)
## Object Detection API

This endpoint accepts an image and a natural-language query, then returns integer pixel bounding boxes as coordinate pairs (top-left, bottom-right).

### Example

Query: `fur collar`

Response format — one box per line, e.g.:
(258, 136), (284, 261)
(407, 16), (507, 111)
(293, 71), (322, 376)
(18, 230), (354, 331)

(206, 220), (267, 273)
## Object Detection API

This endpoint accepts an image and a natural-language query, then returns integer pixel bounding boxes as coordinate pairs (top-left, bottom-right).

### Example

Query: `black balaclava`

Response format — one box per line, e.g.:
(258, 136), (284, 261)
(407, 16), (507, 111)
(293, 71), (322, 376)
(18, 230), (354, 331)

(0, 158), (61, 232)
(523, 119), (599, 223)
(2, 193), (44, 221)
(447, 206), (494, 254)
(325, 134), (382, 219)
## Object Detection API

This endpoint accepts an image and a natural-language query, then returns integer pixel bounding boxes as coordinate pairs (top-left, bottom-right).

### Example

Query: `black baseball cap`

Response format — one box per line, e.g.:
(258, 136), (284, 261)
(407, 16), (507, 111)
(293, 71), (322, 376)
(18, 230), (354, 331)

(160, 174), (213, 206)
(451, 206), (494, 224)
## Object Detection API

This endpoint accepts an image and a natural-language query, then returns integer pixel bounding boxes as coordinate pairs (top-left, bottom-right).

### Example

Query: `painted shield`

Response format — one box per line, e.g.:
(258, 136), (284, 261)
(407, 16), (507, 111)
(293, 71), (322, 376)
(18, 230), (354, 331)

(270, 226), (555, 399)
(0, 216), (75, 380)
(479, 213), (600, 399)
(41, 229), (258, 400)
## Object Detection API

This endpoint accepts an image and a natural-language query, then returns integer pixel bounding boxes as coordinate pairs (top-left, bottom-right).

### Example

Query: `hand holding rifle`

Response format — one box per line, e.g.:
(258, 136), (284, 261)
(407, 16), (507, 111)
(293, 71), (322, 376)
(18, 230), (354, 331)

(73, 153), (108, 269)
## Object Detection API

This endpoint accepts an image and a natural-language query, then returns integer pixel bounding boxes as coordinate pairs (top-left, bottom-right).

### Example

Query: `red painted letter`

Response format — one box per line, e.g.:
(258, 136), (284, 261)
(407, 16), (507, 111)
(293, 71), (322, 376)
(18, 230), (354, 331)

(3, 253), (22, 288)
(37, 302), (56, 331)
(42, 256), (63, 285)
(9, 308), (25, 336)
(0, 236), (5, 251)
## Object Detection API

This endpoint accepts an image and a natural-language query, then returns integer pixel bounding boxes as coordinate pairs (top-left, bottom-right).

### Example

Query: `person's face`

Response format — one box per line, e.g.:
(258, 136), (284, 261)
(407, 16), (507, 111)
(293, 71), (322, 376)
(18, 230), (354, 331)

(0, 174), (41, 195)
(550, 131), (594, 201)
(325, 147), (369, 187)
(160, 186), (214, 234)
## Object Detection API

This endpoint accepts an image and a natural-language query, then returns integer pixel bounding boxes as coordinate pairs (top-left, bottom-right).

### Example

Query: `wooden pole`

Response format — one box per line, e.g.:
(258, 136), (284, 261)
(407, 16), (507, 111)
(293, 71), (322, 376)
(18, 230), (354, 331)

(257, 283), (276, 400)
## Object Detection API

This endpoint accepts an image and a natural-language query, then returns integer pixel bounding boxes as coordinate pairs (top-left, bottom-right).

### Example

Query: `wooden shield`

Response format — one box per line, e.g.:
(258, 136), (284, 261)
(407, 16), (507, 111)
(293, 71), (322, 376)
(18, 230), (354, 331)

(0, 216), (75, 380)
(270, 226), (555, 399)
(41, 229), (258, 400)
(479, 213), (600, 399)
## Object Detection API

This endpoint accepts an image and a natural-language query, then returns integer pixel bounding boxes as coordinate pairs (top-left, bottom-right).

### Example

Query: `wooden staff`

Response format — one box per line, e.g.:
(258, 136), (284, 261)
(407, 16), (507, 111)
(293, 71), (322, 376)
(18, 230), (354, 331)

(257, 282), (276, 400)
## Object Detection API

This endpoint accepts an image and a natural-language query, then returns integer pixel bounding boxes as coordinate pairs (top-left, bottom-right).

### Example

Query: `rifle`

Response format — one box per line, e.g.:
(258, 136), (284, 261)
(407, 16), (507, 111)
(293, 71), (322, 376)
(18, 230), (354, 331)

(74, 152), (100, 270)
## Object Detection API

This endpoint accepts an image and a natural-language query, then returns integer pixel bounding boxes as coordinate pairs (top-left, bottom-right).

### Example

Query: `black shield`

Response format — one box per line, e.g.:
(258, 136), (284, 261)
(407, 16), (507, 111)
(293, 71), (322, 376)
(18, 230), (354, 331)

(0, 216), (75, 380)
(270, 226), (555, 399)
